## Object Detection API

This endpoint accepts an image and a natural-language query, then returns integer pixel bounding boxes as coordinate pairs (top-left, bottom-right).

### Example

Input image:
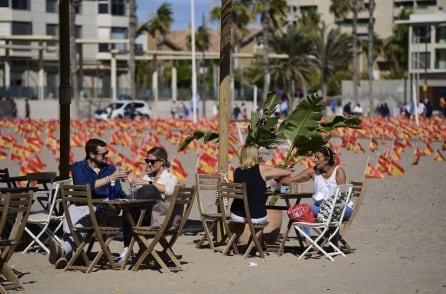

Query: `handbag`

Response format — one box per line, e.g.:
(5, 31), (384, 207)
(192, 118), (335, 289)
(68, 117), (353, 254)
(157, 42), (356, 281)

(287, 204), (316, 223)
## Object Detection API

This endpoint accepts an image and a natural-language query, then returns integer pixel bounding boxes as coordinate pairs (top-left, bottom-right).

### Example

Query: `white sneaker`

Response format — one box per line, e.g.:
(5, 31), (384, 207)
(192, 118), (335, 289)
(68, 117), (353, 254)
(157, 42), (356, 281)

(118, 247), (133, 263)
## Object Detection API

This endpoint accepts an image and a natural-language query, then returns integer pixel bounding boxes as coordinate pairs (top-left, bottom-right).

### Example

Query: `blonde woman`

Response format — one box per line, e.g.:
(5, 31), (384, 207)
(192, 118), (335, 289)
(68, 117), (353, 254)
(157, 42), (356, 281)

(230, 144), (291, 224)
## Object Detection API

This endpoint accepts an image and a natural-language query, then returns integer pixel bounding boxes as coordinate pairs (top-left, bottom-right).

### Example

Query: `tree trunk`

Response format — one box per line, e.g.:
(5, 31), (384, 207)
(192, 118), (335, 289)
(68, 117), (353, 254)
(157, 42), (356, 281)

(70, 0), (80, 119)
(352, 5), (359, 104)
(367, 0), (375, 116)
(262, 0), (270, 104)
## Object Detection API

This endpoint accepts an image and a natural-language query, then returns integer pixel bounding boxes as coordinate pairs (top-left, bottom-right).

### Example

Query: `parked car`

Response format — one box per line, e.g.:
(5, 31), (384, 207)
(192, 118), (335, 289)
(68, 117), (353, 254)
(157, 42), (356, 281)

(94, 100), (151, 120)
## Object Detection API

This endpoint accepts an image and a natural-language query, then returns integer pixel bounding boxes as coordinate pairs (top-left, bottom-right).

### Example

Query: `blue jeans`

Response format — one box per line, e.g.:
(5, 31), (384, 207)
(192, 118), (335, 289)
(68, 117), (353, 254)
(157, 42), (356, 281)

(300, 203), (353, 237)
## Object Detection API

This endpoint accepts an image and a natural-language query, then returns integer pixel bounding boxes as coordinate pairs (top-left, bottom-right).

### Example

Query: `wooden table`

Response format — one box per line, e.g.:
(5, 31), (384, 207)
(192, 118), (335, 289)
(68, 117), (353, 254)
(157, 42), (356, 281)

(91, 198), (158, 269)
(265, 191), (313, 256)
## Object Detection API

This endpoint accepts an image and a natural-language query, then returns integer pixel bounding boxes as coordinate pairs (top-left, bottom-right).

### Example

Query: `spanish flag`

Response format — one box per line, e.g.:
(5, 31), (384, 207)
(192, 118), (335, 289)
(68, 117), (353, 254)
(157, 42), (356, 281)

(364, 162), (384, 179)
(423, 141), (433, 156)
(170, 158), (188, 182)
(434, 149), (446, 161)
(389, 159), (405, 176)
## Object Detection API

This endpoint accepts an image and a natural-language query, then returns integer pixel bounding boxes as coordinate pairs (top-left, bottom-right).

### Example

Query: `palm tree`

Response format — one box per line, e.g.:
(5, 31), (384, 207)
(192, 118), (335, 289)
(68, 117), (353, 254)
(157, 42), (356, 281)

(311, 25), (353, 104)
(383, 9), (409, 79)
(145, 2), (173, 96)
(210, 1), (255, 102)
(330, 0), (365, 104)
(253, 0), (287, 103)
(268, 26), (314, 103)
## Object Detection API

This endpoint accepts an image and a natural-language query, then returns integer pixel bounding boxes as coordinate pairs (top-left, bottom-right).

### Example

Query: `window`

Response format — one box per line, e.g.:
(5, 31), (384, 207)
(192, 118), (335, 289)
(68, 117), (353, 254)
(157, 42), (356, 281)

(436, 26), (446, 44)
(98, 0), (108, 14)
(46, 24), (58, 36)
(12, 0), (29, 10)
(12, 22), (32, 48)
(111, 27), (127, 52)
(111, 0), (125, 16)
(46, 0), (57, 13)
(0, 0), (8, 8)
(435, 49), (446, 69)
(75, 25), (82, 39)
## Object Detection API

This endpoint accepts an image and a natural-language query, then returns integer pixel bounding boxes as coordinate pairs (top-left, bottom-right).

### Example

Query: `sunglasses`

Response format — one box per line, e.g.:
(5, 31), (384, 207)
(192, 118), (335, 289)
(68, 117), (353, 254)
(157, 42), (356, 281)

(95, 150), (109, 156)
(144, 158), (160, 165)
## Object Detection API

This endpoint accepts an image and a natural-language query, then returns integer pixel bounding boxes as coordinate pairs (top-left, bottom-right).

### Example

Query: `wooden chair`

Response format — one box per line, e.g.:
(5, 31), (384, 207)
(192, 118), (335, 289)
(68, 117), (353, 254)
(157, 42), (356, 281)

(129, 186), (195, 273)
(22, 178), (72, 254)
(60, 184), (121, 273)
(195, 174), (222, 250)
(293, 184), (353, 261)
(0, 193), (9, 294)
(0, 192), (33, 291)
(337, 181), (367, 254)
(218, 181), (268, 259)
(0, 169), (13, 188)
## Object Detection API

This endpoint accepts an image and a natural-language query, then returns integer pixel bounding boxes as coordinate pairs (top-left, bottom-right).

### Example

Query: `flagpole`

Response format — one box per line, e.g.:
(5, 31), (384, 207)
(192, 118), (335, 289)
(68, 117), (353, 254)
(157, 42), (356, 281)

(191, 0), (197, 123)
(362, 155), (370, 180)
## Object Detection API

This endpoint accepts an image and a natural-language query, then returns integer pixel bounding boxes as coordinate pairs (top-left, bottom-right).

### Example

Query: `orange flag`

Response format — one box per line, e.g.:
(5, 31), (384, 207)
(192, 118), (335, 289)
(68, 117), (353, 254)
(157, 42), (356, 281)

(434, 149), (446, 161)
(364, 162), (384, 179)
(369, 137), (378, 152)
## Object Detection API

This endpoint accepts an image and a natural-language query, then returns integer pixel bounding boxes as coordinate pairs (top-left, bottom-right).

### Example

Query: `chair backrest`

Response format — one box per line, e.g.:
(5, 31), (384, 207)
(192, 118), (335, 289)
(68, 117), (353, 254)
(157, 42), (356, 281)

(317, 184), (353, 225)
(195, 173), (220, 214)
(48, 178), (73, 214)
(0, 168), (13, 188)
(26, 172), (57, 190)
(0, 193), (11, 238)
(218, 181), (257, 227)
(1, 192), (33, 260)
(340, 181), (367, 235)
(60, 184), (97, 232)
(167, 186), (196, 246)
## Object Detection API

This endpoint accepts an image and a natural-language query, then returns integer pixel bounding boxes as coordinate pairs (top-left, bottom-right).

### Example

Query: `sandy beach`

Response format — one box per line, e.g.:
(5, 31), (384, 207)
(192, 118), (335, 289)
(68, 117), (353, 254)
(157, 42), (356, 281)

(1, 116), (446, 294)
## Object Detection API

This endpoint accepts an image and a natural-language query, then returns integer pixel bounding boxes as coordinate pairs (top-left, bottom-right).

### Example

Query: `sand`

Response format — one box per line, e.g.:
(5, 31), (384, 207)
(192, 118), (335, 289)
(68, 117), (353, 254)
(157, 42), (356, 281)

(1, 118), (446, 294)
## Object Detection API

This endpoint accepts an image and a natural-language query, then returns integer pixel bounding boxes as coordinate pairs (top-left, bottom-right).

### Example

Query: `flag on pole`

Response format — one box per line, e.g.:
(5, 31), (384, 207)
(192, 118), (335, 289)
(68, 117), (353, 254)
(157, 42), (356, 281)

(170, 158), (188, 182)
(434, 149), (446, 161)
(364, 162), (384, 179)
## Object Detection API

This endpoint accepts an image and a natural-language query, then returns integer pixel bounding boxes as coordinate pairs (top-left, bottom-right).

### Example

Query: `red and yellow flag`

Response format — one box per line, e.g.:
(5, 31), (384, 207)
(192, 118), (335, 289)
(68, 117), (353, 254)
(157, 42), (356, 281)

(170, 158), (188, 182)
(434, 149), (446, 161)
(364, 162), (384, 179)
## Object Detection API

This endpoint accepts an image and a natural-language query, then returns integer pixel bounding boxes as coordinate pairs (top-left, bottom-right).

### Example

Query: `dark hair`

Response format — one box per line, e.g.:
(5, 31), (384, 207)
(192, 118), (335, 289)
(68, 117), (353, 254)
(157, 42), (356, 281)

(85, 138), (106, 159)
(318, 145), (335, 165)
(148, 146), (170, 168)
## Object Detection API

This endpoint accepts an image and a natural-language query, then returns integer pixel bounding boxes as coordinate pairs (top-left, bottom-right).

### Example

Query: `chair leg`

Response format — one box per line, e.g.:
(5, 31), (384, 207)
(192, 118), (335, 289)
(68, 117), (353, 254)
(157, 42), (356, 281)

(222, 233), (238, 256)
(243, 229), (265, 259)
(196, 220), (217, 250)
(0, 262), (24, 290)
(277, 220), (292, 256)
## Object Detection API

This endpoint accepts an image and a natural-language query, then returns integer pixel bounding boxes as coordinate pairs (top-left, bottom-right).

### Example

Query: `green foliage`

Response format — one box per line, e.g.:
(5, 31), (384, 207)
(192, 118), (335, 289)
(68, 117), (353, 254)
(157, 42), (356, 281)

(178, 92), (361, 167)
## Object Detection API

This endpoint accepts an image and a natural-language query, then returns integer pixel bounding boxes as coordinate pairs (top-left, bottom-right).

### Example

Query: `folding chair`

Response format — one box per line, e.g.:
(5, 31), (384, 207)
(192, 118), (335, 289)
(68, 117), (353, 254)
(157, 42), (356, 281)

(218, 181), (268, 259)
(195, 174), (223, 250)
(0, 192), (33, 291)
(26, 172), (57, 210)
(338, 181), (367, 253)
(130, 186), (195, 273)
(60, 184), (121, 273)
(22, 178), (73, 254)
(293, 184), (353, 261)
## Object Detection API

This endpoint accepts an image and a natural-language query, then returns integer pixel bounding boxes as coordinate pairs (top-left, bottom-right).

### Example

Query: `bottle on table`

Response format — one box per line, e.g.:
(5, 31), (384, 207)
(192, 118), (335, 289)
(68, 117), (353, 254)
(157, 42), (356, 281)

(108, 180), (116, 200)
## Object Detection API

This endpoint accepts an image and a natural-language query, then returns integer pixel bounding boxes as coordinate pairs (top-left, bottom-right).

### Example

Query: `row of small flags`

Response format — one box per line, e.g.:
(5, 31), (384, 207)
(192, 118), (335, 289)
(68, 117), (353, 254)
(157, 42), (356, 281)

(1, 115), (445, 181)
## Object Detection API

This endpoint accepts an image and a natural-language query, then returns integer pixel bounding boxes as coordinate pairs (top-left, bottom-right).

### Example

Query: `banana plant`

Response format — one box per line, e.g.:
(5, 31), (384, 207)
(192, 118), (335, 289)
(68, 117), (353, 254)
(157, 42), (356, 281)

(179, 92), (361, 166)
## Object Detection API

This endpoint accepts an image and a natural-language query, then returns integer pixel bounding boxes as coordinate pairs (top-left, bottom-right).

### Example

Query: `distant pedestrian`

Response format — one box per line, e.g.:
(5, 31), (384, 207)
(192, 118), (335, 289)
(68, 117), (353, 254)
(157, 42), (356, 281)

(25, 98), (30, 120)
(11, 98), (17, 118)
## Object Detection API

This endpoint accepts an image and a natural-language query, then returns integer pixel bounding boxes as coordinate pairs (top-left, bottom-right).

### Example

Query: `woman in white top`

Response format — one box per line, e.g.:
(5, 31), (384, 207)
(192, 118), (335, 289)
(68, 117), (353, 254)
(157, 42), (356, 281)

(281, 145), (353, 219)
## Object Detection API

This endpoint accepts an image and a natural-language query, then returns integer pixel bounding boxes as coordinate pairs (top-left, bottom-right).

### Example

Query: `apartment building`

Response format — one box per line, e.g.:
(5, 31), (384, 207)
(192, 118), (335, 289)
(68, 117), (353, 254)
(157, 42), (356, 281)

(288, 0), (446, 105)
(0, 0), (130, 100)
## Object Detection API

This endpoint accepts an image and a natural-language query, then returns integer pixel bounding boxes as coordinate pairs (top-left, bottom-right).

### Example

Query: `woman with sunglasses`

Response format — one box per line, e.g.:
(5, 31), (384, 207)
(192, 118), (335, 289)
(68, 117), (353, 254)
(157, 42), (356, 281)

(119, 146), (178, 263)
(281, 145), (353, 244)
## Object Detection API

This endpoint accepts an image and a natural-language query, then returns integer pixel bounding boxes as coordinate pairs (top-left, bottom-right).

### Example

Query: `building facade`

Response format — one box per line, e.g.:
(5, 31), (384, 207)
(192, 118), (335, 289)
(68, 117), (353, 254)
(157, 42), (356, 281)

(0, 0), (130, 100)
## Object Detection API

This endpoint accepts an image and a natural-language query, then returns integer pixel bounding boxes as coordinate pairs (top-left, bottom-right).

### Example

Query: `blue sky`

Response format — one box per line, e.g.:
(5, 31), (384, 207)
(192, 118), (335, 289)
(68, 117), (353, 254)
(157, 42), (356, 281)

(136, 0), (219, 30)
